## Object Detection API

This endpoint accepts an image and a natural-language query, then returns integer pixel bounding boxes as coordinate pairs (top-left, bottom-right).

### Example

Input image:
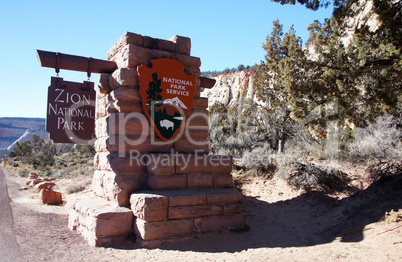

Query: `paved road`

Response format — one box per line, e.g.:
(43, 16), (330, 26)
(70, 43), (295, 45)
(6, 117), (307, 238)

(0, 167), (23, 262)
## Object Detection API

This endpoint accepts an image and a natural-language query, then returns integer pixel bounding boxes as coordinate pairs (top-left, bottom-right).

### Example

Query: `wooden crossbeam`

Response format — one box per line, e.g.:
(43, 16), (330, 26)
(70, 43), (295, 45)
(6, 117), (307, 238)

(36, 50), (216, 88)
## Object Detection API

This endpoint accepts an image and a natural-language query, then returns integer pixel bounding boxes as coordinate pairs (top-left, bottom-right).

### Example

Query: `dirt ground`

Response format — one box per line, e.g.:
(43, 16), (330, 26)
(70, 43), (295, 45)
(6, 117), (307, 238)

(3, 165), (402, 262)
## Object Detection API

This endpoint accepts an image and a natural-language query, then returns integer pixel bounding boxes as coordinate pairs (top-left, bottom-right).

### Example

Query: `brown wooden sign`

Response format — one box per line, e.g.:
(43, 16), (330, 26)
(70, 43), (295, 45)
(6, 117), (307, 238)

(138, 59), (196, 141)
(46, 77), (95, 144)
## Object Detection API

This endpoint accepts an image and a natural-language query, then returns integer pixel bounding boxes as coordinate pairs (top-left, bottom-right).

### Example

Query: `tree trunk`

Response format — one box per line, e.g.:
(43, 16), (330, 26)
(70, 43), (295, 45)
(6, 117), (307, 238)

(278, 138), (284, 154)
(277, 126), (286, 154)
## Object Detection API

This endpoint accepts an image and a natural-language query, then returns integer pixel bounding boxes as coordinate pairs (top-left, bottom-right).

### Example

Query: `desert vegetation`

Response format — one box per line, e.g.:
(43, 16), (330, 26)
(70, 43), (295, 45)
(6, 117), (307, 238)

(209, 0), (401, 194)
(6, 134), (95, 193)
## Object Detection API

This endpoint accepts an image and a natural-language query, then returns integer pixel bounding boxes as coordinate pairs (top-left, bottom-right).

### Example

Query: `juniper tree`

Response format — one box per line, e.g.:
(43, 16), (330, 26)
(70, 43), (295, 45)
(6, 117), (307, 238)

(269, 0), (401, 137)
(254, 19), (304, 152)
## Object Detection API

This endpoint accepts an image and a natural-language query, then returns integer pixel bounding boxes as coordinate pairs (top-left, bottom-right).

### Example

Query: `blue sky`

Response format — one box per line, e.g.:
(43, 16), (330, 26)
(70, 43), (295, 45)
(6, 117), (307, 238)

(0, 0), (333, 118)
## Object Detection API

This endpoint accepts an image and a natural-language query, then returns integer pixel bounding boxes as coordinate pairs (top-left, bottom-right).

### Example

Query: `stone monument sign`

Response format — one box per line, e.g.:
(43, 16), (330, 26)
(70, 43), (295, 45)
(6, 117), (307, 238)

(41, 32), (245, 248)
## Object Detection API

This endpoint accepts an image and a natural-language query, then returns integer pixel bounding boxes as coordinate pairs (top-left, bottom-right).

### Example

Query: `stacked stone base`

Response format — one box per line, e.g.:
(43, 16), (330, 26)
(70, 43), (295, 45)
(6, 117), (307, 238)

(67, 188), (244, 248)
(130, 188), (244, 247)
(67, 195), (134, 247)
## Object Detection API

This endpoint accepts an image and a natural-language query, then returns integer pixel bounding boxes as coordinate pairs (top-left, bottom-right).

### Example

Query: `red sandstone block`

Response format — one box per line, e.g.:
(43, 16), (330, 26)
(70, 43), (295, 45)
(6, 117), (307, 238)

(106, 103), (117, 114)
(187, 174), (213, 188)
(112, 44), (152, 69)
(39, 189), (62, 205)
(174, 136), (209, 154)
(223, 203), (243, 215)
(135, 238), (167, 248)
(206, 189), (243, 205)
(27, 178), (43, 187)
(94, 152), (146, 175)
(147, 174), (187, 190)
(74, 223), (133, 248)
(193, 97), (209, 109)
(168, 191), (207, 207)
(96, 135), (173, 154)
(106, 112), (151, 136)
(96, 96), (109, 120)
(143, 36), (175, 52)
(169, 35), (191, 56)
(28, 172), (39, 179)
(181, 118), (209, 137)
(175, 54), (201, 67)
(107, 32), (144, 60)
(95, 117), (108, 139)
(151, 49), (175, 59)
(97, 91), (107, 101)
(194, 213), (244, 233)
(168, 205), (222, 219)
(184, 66), (201, 78)
(214, 174), (233, 188)
(34, 181), (56, 192)
(147, 154), (175, 175)
(109, 86), (141, 102)
(195, 85), (201, 97)
(67, 196), (134, 247)
(130, 192), (168, 222)
(178, 129), (209, 140)
(107, 100), (143, 113)
(94, 235), (131, 248)
(109, 68), (139, 89)
(186, 108), (209, 127)
(97, 73), (112, 95)
(92, 170), (144, 207)
(175, 154), (233, 174)
(134, 218), (193, 241)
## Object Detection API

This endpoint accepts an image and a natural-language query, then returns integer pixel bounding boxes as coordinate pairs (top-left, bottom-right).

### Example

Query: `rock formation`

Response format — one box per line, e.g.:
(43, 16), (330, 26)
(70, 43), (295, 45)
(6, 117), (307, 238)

(201, 70), (255, 108)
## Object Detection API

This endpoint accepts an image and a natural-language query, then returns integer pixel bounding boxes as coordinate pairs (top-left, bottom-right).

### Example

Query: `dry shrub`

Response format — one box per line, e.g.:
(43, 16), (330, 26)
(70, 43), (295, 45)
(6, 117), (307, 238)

(287, 162), (348, 193)
(64, 176), (92, 194)
(366, 160), (402, 182)
(241, 146), (277, 177)
(17, 167), (30, 177)
(348, 116), (401, 161)
(382, 209), (402, 224)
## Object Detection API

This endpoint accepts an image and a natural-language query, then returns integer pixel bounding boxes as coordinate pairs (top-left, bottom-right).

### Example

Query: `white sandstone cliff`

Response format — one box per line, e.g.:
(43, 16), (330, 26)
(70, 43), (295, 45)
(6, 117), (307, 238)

(201, 70), (255, 107)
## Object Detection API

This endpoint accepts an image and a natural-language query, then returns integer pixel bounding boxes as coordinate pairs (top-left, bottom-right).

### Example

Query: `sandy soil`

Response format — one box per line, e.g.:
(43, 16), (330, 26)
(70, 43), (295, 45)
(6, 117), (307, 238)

(3, 166), (402, 262)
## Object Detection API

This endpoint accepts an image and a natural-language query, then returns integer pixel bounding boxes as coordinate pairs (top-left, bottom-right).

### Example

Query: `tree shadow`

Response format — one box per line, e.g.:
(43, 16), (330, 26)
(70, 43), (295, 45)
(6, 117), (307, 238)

(160, 175), (402, 252)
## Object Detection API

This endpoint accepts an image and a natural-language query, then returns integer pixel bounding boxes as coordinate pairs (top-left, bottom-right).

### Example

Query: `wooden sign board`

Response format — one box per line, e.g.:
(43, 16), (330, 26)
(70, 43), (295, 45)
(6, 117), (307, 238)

(138, 59), (196, 141)
(46, 77), (95, 144)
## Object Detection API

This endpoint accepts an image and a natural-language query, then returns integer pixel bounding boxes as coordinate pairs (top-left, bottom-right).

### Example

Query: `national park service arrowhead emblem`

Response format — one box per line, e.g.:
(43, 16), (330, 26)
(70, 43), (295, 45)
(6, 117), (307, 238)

(138, 58), (196, 141)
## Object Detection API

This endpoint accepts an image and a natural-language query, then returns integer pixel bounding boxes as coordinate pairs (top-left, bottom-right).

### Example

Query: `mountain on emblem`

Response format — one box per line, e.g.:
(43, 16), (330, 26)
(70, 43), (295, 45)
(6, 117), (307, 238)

(163, 97), (188, 109)
(138, 58), (196, 141)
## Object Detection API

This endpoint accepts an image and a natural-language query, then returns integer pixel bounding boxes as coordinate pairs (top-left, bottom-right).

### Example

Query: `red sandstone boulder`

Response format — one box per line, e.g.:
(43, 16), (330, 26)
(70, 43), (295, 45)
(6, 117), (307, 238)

(29, 172), (39, 179)
(26, 172), (42, 186)
(39, 189), (63, 205)
(34, 181), (56, 192)
(27, 178), (43, 187)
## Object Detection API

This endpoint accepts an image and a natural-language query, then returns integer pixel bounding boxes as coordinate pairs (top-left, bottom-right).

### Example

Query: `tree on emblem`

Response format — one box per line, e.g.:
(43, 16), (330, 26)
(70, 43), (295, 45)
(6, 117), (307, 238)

(146, 73), (162, 104)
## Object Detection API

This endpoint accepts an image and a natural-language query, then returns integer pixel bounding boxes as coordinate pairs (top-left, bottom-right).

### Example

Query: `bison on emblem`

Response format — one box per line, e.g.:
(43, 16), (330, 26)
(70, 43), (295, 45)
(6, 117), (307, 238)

(160, 119), (174, 130)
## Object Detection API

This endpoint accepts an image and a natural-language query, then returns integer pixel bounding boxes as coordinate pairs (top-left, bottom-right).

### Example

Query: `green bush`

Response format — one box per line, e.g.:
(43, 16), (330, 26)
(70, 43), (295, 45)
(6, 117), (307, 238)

(8, 135), (55, 169)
